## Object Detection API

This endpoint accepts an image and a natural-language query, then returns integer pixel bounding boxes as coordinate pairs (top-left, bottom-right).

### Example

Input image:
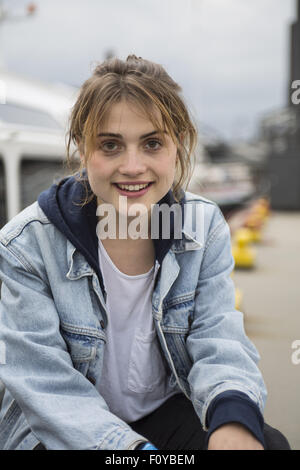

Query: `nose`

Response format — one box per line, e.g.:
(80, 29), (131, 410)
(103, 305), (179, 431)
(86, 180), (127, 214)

(118, 148), (147, 176)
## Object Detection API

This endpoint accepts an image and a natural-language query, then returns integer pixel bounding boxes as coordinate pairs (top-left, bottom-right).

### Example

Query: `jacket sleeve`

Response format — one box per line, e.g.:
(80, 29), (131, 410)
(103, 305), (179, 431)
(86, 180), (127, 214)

(0, 241), (146, 450)
(186, 205), (267, 435)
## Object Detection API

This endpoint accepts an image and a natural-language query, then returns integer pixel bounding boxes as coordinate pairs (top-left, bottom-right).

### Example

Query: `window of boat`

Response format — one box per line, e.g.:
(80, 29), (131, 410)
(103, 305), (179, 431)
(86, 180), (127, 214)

(0, 102), (62, 130)
(20, 158), (69, 210)
(0, 156), (7, 229)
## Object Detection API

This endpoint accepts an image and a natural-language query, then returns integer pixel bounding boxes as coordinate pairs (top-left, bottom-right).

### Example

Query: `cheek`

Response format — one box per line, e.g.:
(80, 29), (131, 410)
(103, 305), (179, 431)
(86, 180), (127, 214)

(158, 156), (177, 180)
(86, 156), (111, 180)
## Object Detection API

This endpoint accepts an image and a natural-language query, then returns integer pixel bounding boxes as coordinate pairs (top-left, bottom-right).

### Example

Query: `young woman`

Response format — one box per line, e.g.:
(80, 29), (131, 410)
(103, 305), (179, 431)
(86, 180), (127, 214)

(0, 55), (290, 450)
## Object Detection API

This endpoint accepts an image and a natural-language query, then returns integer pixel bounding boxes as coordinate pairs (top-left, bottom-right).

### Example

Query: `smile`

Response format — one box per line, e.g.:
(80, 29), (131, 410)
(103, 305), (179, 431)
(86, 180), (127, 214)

(113, 182), (153, 197)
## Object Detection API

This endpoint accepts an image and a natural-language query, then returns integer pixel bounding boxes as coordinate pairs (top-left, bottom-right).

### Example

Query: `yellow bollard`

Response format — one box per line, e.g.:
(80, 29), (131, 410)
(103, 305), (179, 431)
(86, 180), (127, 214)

(251, 198), (270, 223)
(257, 198), (270, 219)
(244, 214), (262, 243)
(235, 287), (243, 310)
(231, 271), (243, 310)
(232, 228), (256, 269)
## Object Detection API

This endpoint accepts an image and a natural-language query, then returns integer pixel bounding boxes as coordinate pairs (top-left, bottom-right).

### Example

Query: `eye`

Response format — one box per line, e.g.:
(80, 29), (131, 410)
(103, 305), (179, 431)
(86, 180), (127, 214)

(100, 141), (121, 153)
(144, 139), (163, 151)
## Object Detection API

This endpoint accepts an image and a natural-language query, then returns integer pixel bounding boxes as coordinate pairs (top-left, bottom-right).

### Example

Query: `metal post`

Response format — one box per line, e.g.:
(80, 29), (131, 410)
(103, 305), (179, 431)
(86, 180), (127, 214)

(3, 148), (21, 220)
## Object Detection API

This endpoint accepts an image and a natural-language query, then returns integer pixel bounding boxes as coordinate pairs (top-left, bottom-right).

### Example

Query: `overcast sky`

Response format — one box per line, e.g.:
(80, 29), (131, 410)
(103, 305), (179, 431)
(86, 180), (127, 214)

(0, 0), (297, 141)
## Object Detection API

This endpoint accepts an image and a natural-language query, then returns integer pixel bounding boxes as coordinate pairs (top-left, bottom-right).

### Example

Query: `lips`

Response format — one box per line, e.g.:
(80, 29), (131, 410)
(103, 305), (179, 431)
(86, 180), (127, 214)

(113, 182), (153, 198)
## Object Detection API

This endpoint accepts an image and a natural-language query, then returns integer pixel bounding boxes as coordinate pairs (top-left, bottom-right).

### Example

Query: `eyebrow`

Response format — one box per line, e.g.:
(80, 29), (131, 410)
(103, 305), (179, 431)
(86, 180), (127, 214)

(97, 130), (166, 140)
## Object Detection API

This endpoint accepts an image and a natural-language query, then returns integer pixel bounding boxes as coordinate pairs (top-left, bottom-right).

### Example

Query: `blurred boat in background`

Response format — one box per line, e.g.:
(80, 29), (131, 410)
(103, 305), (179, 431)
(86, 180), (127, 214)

(0, 68), (77, 228)
(188, 130), (270, 220)
(188, 160), (256, 214)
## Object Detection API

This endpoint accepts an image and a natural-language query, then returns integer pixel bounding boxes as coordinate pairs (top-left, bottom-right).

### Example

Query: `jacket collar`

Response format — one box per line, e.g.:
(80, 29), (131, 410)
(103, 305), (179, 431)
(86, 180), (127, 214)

(174, 199), (204, 252)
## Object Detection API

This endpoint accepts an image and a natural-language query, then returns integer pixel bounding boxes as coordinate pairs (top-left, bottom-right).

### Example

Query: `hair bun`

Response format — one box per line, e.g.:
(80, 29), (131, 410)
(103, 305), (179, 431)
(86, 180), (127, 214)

(126, 54), (143, 62)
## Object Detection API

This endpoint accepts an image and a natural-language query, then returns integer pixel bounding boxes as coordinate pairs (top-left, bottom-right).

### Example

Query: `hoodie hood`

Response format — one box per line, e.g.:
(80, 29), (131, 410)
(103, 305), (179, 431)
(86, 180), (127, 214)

(38, 174), (185, 288)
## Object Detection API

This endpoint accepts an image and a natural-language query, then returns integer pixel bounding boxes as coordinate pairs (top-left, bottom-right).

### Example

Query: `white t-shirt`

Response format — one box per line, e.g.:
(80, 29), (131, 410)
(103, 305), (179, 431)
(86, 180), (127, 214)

(97, 239), (178, 423)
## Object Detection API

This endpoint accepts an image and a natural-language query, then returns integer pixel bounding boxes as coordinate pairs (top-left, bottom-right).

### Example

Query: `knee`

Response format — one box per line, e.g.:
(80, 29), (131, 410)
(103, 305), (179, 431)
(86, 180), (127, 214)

(263, 423), (291, 450)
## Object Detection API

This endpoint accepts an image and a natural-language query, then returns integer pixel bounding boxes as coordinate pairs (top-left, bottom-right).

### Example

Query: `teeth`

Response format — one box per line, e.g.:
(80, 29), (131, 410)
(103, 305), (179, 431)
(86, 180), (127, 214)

(117, 183), (150, 191)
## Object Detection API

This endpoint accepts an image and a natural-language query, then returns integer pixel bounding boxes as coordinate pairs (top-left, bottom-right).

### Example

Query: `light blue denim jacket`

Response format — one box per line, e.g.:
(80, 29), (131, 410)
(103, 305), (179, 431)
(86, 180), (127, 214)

(0, 179), (267, 450)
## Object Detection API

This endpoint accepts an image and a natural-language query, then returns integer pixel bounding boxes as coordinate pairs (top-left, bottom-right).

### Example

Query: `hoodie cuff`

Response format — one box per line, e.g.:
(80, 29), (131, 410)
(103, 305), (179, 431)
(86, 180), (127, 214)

(205, 390), (265, 448)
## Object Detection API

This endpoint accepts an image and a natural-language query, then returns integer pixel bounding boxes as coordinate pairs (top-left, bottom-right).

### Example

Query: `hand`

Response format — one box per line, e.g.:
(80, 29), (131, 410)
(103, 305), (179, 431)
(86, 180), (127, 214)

(207, 423), (264, 450)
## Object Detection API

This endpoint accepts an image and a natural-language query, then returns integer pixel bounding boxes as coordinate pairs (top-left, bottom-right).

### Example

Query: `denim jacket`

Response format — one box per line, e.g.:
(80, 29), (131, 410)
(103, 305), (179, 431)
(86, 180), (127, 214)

(0, 176), (267, 450)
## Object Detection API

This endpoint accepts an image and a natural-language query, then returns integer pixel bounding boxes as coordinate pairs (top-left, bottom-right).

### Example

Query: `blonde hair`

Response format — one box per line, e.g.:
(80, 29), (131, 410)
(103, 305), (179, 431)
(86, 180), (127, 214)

(66, 54), (198, 203)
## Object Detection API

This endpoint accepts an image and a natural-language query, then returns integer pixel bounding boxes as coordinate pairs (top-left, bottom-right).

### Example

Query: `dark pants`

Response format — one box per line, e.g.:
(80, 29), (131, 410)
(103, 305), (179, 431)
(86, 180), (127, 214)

(130, 393), (291, 450)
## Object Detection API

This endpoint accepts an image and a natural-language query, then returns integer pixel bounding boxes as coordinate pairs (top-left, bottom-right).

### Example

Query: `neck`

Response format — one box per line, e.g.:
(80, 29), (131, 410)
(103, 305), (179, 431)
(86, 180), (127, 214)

(97, 198), (152, 241)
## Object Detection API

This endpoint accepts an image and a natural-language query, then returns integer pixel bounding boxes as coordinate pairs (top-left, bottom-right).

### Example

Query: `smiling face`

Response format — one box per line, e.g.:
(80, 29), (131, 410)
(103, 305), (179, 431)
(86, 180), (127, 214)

(81, 99), (178, 220)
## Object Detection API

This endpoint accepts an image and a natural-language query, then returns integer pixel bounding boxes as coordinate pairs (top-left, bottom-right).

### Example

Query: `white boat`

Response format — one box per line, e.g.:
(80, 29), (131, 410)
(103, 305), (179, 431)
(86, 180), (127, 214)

(0, 68), (78, 227)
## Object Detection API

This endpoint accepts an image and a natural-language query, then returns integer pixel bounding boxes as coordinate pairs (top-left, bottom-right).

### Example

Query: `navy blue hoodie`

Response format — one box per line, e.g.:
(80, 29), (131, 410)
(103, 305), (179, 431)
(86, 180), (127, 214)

(38, 174), (265, 448)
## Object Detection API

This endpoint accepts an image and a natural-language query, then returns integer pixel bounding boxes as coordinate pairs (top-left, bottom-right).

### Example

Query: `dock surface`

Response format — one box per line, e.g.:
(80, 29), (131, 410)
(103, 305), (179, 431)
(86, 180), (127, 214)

(233, 211), (300, 450)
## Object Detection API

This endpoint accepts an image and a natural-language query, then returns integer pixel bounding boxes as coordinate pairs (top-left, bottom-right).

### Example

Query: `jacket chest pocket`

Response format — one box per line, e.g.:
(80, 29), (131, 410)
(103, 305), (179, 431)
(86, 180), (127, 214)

(60, 327), (99, 377)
